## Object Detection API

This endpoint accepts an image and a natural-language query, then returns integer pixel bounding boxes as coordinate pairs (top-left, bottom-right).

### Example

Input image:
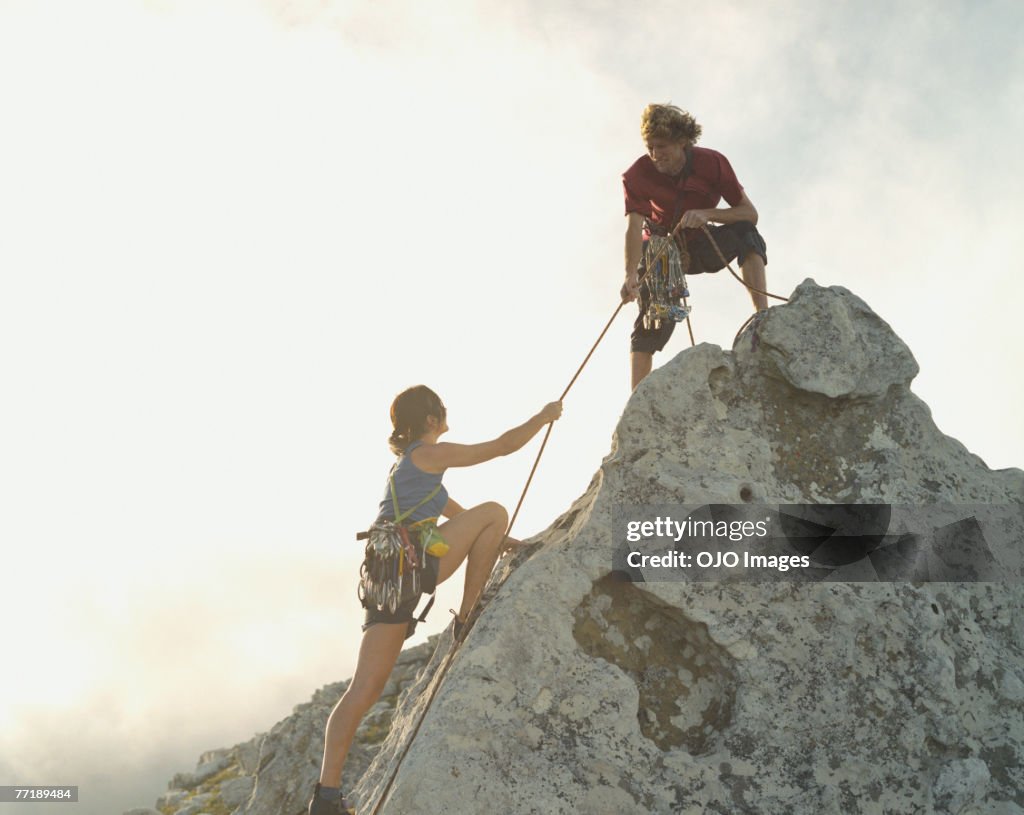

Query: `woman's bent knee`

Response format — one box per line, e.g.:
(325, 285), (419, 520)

(481, 501), (508, 524)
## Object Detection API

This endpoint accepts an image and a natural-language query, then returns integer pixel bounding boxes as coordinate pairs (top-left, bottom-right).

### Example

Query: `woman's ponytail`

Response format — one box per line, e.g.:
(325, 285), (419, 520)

(388, 428), (411, 455)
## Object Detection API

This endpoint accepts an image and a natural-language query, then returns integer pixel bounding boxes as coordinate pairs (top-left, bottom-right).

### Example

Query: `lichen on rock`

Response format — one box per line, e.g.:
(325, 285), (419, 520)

(573, 573), (737, 755)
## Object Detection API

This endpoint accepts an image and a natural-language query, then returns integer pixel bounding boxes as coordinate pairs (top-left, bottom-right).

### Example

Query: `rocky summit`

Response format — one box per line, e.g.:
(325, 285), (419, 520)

(140, 281), (1024, 815)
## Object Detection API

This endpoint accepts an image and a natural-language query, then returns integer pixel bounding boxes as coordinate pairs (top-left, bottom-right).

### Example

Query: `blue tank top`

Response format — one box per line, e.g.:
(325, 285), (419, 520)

(375, 441), (449, 524)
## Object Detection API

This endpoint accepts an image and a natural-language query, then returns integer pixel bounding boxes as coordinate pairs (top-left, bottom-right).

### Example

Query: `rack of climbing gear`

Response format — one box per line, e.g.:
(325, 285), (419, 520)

(356, 479), (439, 616)
(641, 233), (692, 331)
(357, 521), (420, 614)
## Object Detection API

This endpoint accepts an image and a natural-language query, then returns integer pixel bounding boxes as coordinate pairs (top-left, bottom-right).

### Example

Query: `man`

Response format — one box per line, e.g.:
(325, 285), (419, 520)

(620, 104), (769, 390)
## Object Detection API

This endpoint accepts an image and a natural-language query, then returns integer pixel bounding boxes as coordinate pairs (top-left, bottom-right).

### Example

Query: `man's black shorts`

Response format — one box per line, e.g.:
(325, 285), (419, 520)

(361, 553), (439, 640)
(630, 220), (767, 355)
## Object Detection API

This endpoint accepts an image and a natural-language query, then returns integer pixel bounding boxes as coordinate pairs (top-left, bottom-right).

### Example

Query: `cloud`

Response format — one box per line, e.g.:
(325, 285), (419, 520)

(0, 551), (363, 811)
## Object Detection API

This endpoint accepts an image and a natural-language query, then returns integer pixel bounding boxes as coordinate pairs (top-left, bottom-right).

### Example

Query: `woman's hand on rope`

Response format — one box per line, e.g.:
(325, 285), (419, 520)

(540, 401), (563, 424)
(621, 271), (641, 303)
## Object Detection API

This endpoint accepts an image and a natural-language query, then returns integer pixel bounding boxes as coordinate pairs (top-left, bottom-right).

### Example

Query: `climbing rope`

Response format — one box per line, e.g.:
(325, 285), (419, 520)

(696, 224), (790, 345)
(700, 224), (789, 305)
(369, 225), (789, 814)
(505, 300), (626, 536)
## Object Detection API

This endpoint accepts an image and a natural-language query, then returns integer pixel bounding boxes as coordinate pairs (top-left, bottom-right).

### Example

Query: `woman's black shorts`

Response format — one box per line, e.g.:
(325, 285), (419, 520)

(361, 553), (440, 640)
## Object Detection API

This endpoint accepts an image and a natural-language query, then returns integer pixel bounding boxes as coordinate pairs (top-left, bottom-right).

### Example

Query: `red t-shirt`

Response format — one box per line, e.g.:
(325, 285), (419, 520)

(622, 146), (744, 235)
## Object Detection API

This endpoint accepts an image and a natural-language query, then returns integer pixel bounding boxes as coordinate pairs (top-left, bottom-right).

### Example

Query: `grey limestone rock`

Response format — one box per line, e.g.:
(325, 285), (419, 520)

(146, 281), (1023, 815)
(932, 756), (991, 812)
(349, 280), (1023, 814)
(745, 279), (919, 399)
(154, 789), (187, 811)
(218, 775), (255, 808)
(139, 638), (437, 815)
(171, 796), (211, 815)
(170, 753), (230, 790)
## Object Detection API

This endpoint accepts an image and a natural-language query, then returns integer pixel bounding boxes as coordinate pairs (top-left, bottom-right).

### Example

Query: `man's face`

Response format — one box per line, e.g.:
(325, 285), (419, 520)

(645, 136), (687, 176)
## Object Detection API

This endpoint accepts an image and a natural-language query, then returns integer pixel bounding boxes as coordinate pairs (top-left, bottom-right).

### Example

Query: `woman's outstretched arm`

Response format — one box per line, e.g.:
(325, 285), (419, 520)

(414, 401), (563, 472)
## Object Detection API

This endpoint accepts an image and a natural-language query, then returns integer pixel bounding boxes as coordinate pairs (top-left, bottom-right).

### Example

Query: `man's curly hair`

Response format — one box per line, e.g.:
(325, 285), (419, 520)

(640, 104), (702, 144)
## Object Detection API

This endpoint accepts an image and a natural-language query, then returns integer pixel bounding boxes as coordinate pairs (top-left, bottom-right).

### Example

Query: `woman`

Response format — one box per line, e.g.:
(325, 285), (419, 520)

(309, 385), (563, 814)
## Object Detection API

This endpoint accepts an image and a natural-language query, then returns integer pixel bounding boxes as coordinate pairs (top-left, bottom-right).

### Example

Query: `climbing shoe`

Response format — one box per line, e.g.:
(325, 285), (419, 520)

(450, 608), (469, 642)
(308, 782), (355, 815)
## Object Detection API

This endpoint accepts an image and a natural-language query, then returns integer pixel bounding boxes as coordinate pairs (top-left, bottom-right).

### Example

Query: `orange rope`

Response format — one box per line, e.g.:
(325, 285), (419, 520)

(699, 224), (789, 303)
(506, 300), (626, 533)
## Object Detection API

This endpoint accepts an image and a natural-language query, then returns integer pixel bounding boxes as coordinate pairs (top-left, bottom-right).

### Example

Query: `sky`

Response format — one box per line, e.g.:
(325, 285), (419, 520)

(0, 1), (1021, 813)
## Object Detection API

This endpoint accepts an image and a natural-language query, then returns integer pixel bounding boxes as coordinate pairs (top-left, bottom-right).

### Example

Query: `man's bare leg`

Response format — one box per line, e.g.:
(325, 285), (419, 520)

(631, 351), (653, 391)
(741, 253), (769, 312)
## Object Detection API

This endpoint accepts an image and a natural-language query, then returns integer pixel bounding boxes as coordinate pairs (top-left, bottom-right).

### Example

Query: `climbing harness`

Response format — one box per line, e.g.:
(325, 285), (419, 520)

(357, 478), (441, 616)
(367, 224), (791, 815)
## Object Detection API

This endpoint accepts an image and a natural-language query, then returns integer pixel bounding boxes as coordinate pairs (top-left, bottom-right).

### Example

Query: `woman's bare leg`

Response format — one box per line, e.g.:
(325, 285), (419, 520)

(319, 503), (507, 786)
(435, 501), (508, 620)
(318, 621), (407, 787)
